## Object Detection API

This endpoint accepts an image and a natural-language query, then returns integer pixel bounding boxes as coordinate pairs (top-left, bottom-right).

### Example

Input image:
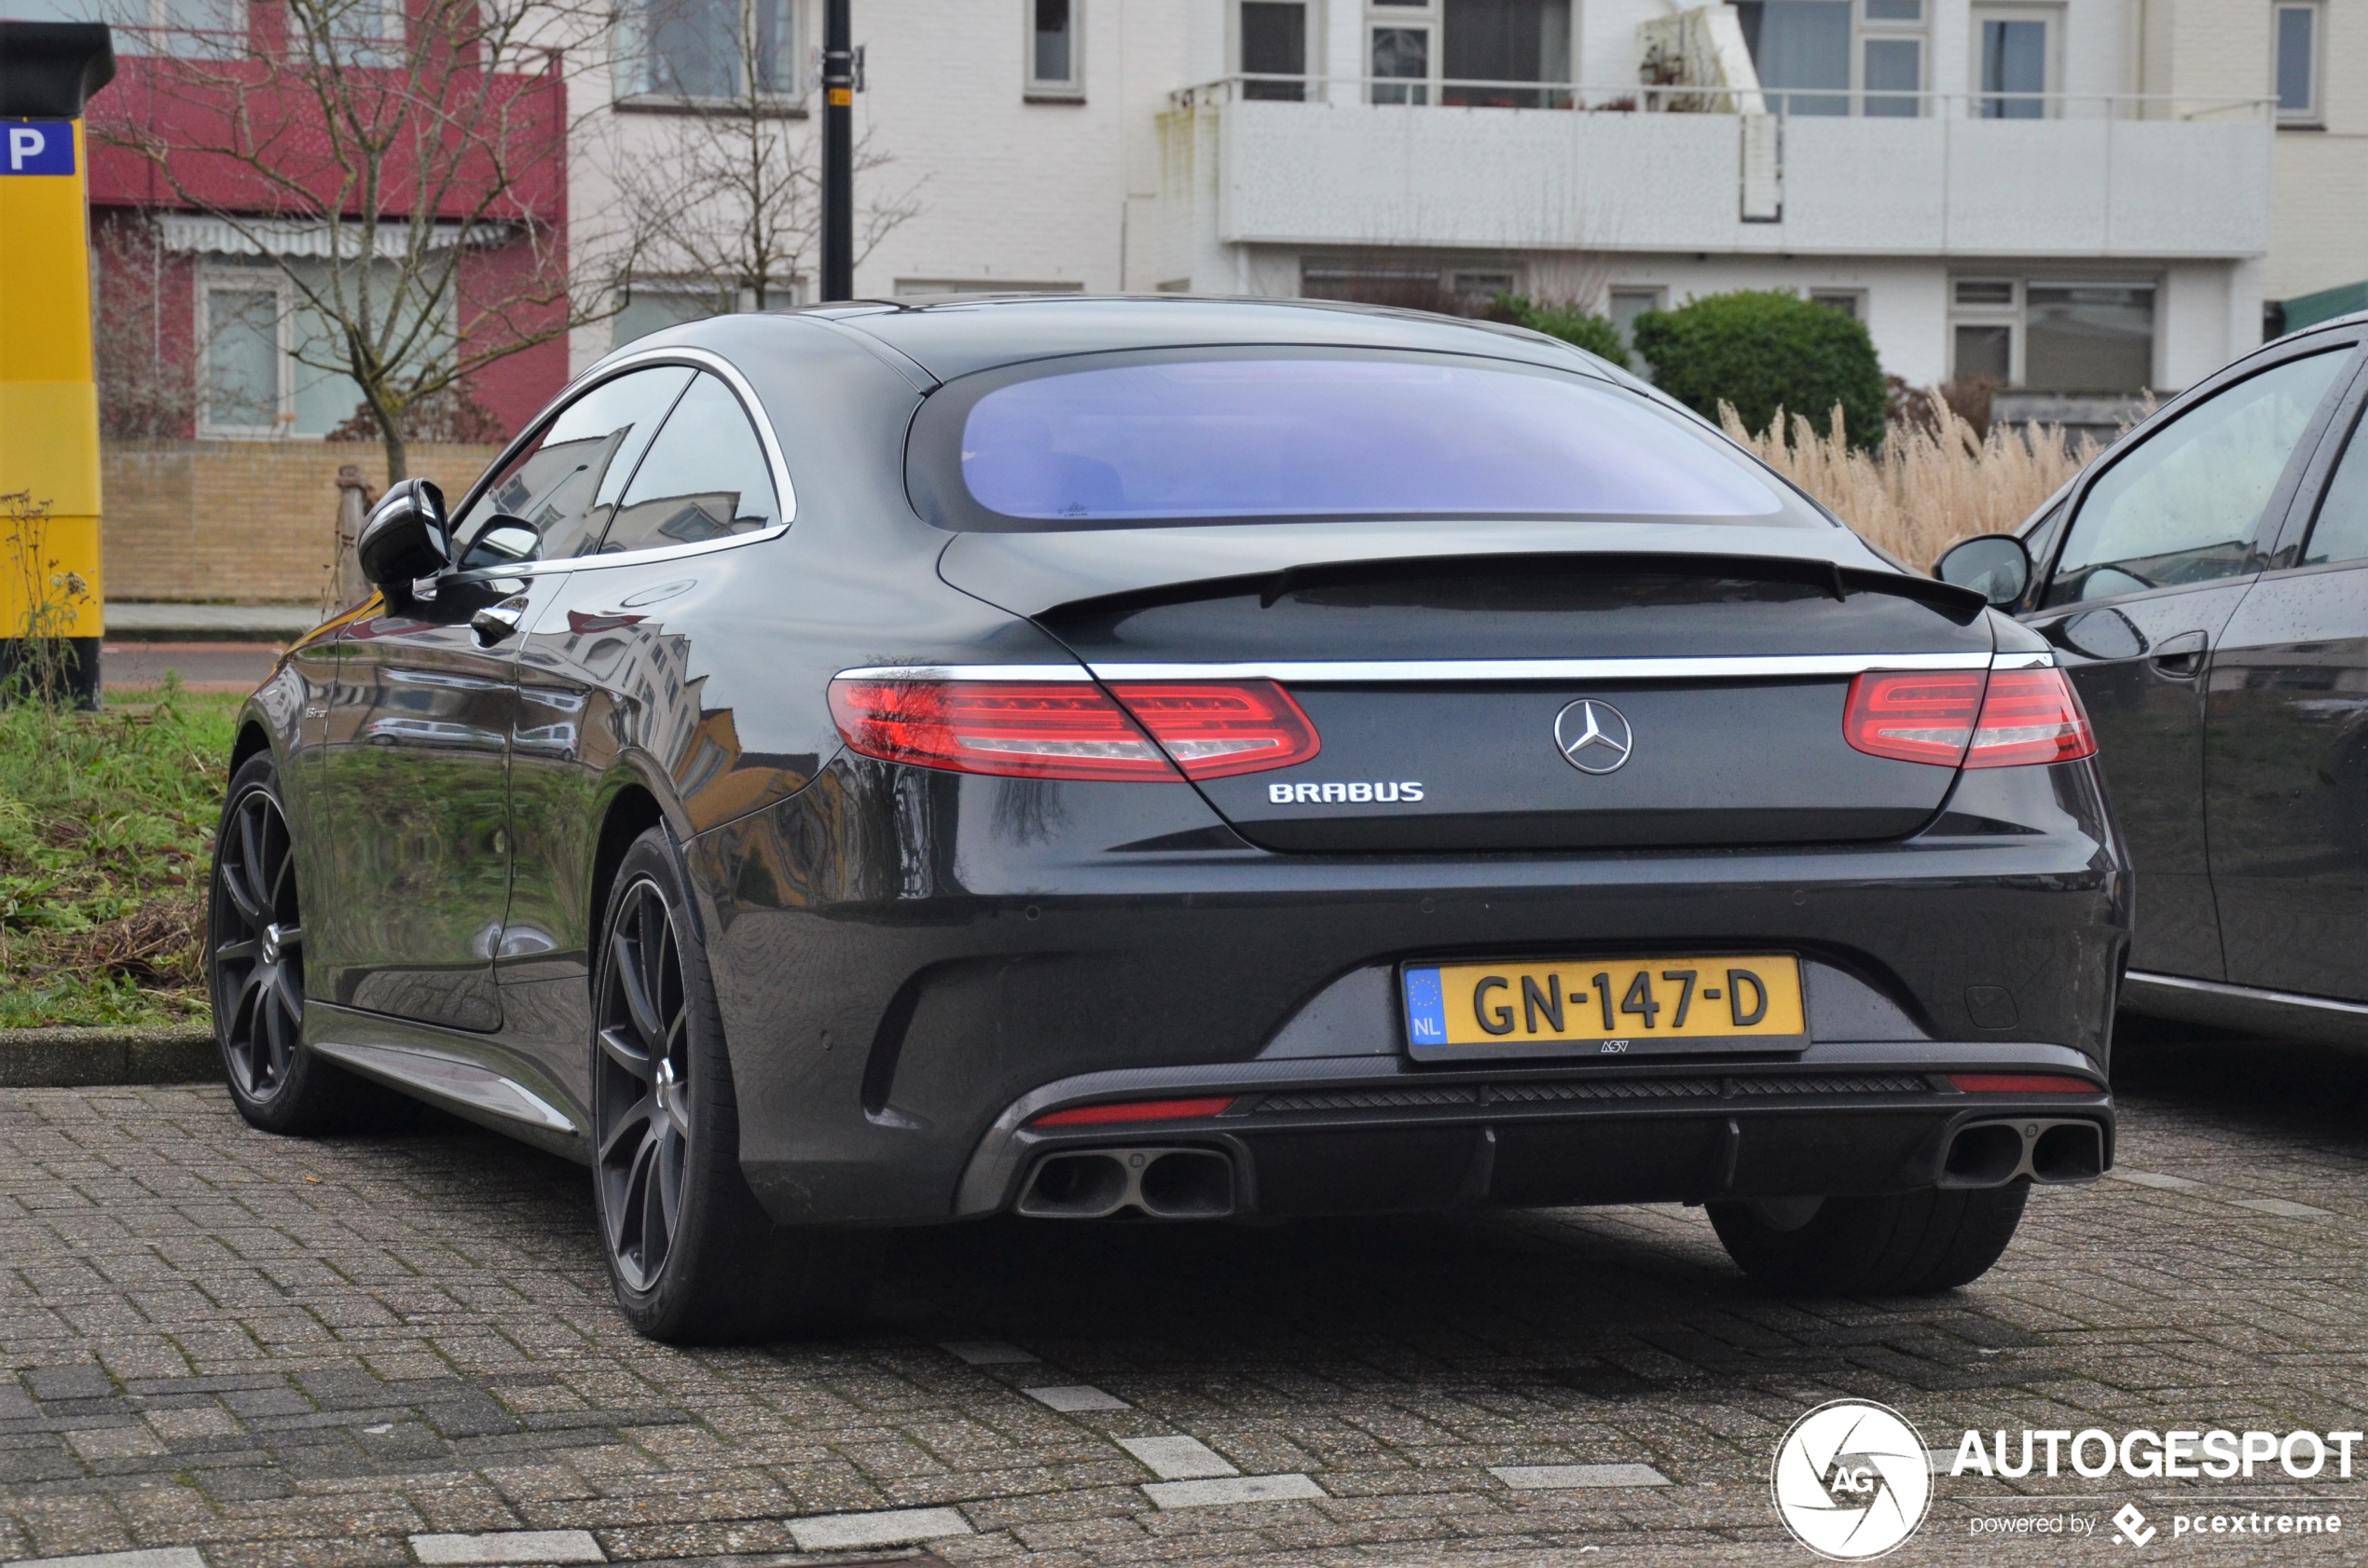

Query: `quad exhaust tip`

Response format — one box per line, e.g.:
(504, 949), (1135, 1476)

(1941, 1117), (2104, 1189)
(1017, 1147), (1236, 1220)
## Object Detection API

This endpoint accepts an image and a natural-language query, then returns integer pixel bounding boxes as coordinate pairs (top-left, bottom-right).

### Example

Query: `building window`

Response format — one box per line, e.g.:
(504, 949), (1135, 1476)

(2026, 283), (2154, 392)
(1734, 0), (1925, 117)
(1948, 277), (2155, 392)
(200, 280), (287, 436)
(617, 0), (800, 103)
(893, 278), (1087, 295)
(1366, 1), (1571, 107)
(613, 282), (741, 349)
(195, 256), (453, 438)
(35, 0), (245, 58)
(1972, 5), (2058, 118)
(1240, 1), (1309, 100)
(1810, 289), (1865, 319)
(1027, 0), (1082, 99)
(2276, 1), (2322, 124)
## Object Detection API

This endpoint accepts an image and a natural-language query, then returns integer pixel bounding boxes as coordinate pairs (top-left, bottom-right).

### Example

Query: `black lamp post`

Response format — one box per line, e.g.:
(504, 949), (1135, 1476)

(819, 0), (853, 300)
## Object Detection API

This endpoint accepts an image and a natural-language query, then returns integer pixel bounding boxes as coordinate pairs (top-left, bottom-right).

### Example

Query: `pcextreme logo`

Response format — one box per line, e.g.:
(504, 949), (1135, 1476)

(1771, 1399), (1934, 1561)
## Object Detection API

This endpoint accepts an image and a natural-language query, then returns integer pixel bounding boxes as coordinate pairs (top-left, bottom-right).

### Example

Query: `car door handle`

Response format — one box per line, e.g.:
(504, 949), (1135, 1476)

(2149, 630), (2208, 679)
(471, 601), (528, 646)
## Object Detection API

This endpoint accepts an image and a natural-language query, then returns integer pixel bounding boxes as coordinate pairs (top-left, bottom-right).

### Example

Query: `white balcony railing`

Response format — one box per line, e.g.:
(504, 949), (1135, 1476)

(1172, 76), (2277, 124)
(1162, 78), (2275, 260)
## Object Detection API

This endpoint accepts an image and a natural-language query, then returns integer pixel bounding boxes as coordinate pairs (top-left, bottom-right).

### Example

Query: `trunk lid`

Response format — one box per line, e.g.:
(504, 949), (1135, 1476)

(940, 530), (1995, 853)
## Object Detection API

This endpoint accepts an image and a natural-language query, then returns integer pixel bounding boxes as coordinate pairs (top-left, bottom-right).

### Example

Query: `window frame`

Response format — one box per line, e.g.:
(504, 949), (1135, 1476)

(196, 268), (293, 440)
(1235, 0), (1312, 100)
(1025, 0), (1085, 102)
(2031, 336), (2364, 609)
(613, 0), (806, 112)
(1363, 0), (1576, 107)
(2259, 336), (2368, 570)
(441, 345), (798, 584)
(1969, 2), (2061, 118)
(2274, 0), (2324, 126)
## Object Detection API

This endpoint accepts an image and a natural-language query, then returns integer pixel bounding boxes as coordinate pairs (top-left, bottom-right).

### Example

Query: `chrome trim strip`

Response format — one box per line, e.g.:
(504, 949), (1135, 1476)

(2125, 970), (2368, 1020)
(835, 663), (1095, 682)
(443, 344), (796, 579)
(834, 652), (2038, 686)
(1082, 653), (1996, 683)
(308, 1038), (577, 1133)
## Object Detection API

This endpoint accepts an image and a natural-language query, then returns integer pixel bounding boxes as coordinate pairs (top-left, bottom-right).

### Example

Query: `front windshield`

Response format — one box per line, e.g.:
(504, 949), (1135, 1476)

(950, 357), (1811, 527)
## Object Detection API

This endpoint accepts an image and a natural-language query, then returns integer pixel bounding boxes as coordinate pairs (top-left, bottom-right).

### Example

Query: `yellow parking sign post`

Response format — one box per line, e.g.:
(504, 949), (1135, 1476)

(0, 22), (114, 707)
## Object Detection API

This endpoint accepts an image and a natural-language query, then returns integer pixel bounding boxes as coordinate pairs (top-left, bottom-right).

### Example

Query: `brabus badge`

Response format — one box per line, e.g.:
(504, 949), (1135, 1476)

(1555, 699), (1633, 775)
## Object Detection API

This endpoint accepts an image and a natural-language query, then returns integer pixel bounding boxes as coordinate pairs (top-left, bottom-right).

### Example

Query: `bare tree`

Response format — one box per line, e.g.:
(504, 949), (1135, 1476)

(602, 8), (921, 315)
(93, 0), (632, 483)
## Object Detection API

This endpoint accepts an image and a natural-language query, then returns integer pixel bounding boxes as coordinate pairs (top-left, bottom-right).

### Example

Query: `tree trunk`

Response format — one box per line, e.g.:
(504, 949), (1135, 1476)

(382, 425), (409, 486)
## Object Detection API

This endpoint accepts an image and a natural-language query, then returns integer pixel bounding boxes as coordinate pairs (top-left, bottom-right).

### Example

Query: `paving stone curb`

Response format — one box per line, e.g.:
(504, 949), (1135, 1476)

(0, 1024), (218, 1087)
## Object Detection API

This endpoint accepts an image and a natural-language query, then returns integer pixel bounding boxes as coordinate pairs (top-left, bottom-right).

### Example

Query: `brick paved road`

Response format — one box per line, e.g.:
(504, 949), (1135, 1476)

(7, 1020), (2368, 1568)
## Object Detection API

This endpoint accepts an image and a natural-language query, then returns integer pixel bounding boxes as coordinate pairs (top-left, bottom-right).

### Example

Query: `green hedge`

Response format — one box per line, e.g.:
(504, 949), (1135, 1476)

(1486, 294), (1630, 369)
(1631, 290), (1887, 449)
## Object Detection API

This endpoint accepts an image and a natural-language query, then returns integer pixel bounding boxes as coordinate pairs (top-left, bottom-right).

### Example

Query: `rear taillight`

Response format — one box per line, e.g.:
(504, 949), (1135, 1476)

(1964, 667), (2097, 768)
(1106, 681), (1320, 778)
(1843, 667), (2095, 769)
(826, 678), (1319, 782)
(1842, 669), (1986, 765)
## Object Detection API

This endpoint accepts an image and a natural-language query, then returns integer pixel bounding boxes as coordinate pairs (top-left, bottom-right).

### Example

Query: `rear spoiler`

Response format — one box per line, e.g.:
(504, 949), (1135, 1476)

(1032, 552), (1990, 628)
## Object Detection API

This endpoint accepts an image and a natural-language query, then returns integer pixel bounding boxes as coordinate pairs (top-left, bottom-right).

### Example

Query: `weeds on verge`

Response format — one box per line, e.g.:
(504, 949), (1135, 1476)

(0, 681), (239, 1027)
(1724, 401), (2109, 571)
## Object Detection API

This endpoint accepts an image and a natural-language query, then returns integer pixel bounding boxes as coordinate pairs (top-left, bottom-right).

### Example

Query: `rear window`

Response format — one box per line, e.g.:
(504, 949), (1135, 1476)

(923, 354), (1818, 530)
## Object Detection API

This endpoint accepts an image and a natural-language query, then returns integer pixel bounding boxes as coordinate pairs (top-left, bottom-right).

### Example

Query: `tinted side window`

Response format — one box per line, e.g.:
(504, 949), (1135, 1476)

(2301, 404), (2368, 567)
(2043, 349), (2351, 607)
(453, 365), (695, 568)
(600, 373), (781, 554)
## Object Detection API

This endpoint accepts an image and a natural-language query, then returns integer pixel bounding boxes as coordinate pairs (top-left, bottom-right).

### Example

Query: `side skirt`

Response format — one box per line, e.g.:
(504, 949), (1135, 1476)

(2122, 970), (2368, 1052)
(305, 1000), (590, 1162)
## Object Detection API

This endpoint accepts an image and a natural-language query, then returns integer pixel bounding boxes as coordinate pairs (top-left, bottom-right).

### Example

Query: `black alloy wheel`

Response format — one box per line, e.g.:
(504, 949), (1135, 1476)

(594, 874), (695, 1293)
(210, 767), (305, 1102)
(587, 828), (863, 1342)
(209, 753), (406, 1135)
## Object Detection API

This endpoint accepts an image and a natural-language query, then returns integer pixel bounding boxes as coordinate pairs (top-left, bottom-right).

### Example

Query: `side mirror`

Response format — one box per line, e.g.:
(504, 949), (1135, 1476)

(356, 478), (450, 606)
(1934, 532), (2031, 609)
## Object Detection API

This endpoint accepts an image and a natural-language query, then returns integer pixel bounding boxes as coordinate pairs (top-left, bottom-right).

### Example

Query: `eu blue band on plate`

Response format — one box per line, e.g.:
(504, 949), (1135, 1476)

(1403, 967), (1448, 1047)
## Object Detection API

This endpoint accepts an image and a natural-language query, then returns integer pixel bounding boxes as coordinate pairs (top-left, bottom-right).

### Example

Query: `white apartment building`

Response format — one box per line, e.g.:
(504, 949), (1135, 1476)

(574, 0), (2349, 398)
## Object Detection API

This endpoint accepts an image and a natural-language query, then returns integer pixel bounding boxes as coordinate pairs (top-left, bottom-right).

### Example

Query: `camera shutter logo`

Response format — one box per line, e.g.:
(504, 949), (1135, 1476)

(1554, 698), (1632, 775)
(1770, 1399), (1933, 1560)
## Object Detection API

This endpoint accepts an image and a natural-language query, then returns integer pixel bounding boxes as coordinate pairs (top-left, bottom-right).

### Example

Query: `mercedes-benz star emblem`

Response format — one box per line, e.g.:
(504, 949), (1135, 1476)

(1555, 698), (1633, 775)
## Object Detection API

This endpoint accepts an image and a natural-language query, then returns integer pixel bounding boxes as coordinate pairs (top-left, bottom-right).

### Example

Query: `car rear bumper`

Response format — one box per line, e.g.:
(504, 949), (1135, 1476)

(695, 754), (2127, 1228)
(951, 1042), (2114, 1219)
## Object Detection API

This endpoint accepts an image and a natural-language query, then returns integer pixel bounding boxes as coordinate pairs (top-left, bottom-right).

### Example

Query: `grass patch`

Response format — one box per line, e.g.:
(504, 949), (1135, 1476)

(0, 681), (238, 1028)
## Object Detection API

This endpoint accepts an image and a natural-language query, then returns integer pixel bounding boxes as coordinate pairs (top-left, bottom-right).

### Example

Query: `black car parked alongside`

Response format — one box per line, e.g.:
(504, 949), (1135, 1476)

(211, 298), (2126, 1341)
(1938, 314), (2368, 1050)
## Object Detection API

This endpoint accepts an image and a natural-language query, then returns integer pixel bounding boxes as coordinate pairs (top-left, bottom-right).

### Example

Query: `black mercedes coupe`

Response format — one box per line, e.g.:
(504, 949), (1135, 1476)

(209, 298), (2127, 1341)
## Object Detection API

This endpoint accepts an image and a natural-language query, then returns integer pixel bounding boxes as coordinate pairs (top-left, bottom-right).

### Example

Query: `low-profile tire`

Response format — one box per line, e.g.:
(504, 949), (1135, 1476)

(208, 753), (412, 1135)
(1708, 1183), (2031, 1297)
(591, 827), (854, 1343)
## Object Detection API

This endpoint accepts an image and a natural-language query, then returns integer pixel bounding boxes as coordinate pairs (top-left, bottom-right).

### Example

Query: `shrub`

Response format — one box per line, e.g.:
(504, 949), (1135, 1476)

(1486, 293), (1629, 368)
(1631, 290), (1887, 449)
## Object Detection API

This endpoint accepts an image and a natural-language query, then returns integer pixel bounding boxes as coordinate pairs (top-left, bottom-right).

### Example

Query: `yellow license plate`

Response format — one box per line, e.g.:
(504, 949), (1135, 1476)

(1401, 956), (1807, 1061)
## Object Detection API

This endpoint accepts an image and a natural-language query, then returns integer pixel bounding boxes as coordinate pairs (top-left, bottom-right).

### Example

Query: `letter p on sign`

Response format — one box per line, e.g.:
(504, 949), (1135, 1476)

(3, 123), (76, 175)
